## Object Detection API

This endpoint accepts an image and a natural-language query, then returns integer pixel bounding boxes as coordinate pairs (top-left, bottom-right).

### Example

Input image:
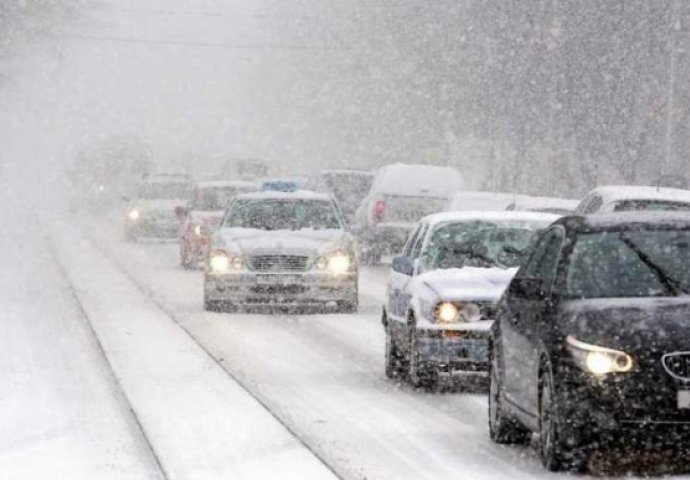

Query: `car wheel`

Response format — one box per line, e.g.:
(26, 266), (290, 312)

(539, 370), (587, 472)
(488, 354), (531, 444)
(408, 331), (438, 390)
(384, 322), (405, 379)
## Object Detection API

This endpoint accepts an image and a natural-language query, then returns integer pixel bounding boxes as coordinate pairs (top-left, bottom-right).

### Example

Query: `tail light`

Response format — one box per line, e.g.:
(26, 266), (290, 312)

(374, 200), (386, 222)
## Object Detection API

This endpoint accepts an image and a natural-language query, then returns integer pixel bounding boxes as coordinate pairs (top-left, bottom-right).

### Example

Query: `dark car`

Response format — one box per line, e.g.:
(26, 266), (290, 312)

(489, 212), (690, 472)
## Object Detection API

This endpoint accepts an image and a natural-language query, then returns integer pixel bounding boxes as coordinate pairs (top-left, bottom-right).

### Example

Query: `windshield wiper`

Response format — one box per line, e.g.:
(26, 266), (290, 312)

(619, 235), (690, 296)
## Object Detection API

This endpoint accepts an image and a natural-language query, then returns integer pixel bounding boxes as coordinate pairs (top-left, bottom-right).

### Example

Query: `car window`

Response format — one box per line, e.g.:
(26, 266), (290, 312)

(612, 199), (690, 212)
(583, 194), (603, 214)
(519, 228), (563, 290)
(224, 199), (342, 230)
(566, 229), (690, 298)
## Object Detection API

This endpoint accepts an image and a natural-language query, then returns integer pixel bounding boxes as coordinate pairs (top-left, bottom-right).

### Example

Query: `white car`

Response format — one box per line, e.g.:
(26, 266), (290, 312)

(354, 163), (463, 264)
(446, 191), (578, 216)
(505, 195), (579, 215)
(383, 211), (560, 388)
(204, 190), (358, 312)
(575, 185), (690, 214)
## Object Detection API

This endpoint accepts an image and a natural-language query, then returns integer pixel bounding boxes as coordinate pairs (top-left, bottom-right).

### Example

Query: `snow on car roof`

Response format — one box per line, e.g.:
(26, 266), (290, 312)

(567, 211), (690, 230)
(371, 163), (463, 196)
(322, 169), (374, 176)
(421, 210), (561, 227)
(196, 180), (259, 189)
(233, 189), (333, 201)
(509, 195), (579, 211)
(589, 185), (690, 204)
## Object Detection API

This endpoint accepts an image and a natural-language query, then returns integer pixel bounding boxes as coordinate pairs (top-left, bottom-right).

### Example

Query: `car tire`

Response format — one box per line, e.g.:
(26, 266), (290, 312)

(408, 329), (438, 390)
(384, 320), (405, 379)
(539, 369), (587, 472)
(488, 354), (531, 444)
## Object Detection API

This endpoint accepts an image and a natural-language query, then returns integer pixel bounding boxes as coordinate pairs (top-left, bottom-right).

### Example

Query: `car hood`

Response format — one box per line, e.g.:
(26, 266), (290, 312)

(415, 267), (518, 303)
(214, 227), (351, 256)
(560, 297), (690, 354)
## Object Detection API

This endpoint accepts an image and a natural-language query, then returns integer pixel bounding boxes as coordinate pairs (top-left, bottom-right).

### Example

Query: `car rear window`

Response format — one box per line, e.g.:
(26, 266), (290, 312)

(566, 230), (690, 298)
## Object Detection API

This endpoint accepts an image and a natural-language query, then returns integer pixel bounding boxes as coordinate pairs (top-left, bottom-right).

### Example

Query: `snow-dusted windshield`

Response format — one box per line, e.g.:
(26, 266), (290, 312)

(225, 199), (341, 231)
(567, 230), (690, 298)
(424, 221), (541, 269)
(137, 182), (191, 200)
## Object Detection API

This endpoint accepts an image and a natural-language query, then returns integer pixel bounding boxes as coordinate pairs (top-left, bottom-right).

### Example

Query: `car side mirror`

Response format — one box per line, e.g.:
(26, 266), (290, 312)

(392, 256), (414, 276)
(508, 277), (546, 300)
(175, 206), (189, 219)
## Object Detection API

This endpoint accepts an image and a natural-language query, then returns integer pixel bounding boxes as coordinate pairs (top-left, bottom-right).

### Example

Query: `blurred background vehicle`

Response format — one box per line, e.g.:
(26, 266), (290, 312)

(306, 169), (374, 226)
(124, 173), (192, 241)
(204, 190), (358, 312)
(178, 180), (259, 268)
(354, 163), (463, 265)
(575, 185), (690, 214)
(383, 211), (559, 389)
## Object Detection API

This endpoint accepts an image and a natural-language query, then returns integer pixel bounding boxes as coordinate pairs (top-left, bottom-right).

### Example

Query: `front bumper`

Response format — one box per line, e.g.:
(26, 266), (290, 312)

(555, 364), (690, 446)
(416, 329), (490, 373)
(205, 270), (358, 306)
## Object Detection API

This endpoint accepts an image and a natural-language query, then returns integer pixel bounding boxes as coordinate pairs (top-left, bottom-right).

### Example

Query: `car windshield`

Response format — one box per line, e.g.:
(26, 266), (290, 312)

(225, 199), (341, 230)
(194, 186), (253, 210)
(613, 199), (690, 212)
(566, 230), (690, 298)
(137, 182), (190, 200)
(424, 220), (543, 270)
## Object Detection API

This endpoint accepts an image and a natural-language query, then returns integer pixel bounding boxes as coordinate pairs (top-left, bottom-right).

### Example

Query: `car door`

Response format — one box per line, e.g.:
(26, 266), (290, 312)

(501, 228), (564, 415)
(387, 224), (421, 322)
(399, 222), (429, 316)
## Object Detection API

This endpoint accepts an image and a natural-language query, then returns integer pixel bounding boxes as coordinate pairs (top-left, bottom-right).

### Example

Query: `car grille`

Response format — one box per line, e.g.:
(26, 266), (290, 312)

(249, 254), (309, 272)
(662, 352), (690, 380)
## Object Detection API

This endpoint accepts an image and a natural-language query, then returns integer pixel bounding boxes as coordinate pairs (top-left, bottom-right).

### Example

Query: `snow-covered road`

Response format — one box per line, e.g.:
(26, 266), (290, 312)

(5, 213), (690, 479)
(70, 218), (683, 480)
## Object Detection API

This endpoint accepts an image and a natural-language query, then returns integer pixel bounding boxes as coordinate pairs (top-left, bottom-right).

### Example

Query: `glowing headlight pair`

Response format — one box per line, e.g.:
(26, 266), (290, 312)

(128, 209), (140, 221)
(209, 250), (242, 273)
(435, 302), (482, 323)
(566, 335), (635, 375)
(314, 252), (352, 274)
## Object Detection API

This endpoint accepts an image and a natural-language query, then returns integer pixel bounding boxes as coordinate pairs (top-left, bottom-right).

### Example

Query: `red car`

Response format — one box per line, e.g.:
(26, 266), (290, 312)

(178, 180), (258, 268)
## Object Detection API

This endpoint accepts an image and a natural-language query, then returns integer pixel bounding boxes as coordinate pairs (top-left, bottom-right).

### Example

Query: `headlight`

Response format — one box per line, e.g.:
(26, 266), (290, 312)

(194, 224), (202, 237)
(209, 250), (242, 273)
(437, 302), (459, 323)
(565, 335), (635, 375)
(315, 252), (353, 274)
(435, 302), (482, 323)
(128, 209), (140, 220)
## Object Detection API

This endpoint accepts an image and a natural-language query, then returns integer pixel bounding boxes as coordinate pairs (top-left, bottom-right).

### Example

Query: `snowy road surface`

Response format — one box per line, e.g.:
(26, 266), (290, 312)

(3, 213), (690, 479)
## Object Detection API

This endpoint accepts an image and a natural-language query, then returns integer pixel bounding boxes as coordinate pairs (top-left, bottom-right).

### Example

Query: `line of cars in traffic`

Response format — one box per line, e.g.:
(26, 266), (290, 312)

(122, 166), (690, 472)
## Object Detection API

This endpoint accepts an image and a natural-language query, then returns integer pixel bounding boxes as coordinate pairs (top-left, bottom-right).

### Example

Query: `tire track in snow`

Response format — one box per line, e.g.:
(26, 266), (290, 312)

(43, 234), (171, 480)
(72, 230), (346, 480)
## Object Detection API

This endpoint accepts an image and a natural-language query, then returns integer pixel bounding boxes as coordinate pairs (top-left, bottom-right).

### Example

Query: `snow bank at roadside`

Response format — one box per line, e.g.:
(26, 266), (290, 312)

(50, 224), (337, 480)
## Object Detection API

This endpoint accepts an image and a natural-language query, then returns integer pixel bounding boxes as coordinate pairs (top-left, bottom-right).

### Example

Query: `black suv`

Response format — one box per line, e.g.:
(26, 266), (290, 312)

(489, 213), (690, 471)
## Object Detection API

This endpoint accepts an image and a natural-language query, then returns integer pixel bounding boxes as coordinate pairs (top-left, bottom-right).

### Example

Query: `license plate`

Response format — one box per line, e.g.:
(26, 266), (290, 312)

(678, 391), (690, 409)
(256, 275), (301, 286)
